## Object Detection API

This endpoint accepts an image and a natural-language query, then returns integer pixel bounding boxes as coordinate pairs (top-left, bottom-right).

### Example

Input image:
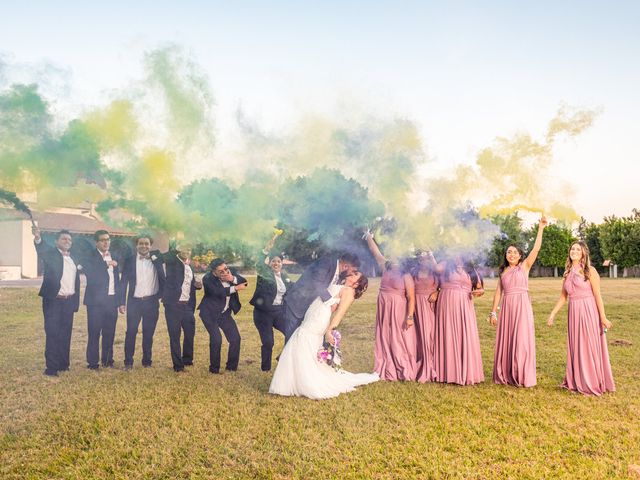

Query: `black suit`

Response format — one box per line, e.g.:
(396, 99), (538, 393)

(249, 255), (293, 370)
(282, 255), (339, 341)
(81, 248), (121, 368)
(35, 239), (80, 374)
(198, 270), (247, 373)
(118, 250), (165, 367)
(162, 254), (199, 371)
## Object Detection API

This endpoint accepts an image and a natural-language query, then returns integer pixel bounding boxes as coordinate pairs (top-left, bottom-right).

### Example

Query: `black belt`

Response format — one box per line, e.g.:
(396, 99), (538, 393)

(56, 294), (74, 299)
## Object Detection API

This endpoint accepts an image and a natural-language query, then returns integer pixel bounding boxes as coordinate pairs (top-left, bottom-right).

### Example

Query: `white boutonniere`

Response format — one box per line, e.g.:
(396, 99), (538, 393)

(151, 255), (158, 261)
(77, 264), (83, 271)
(285, 278), (291, 283)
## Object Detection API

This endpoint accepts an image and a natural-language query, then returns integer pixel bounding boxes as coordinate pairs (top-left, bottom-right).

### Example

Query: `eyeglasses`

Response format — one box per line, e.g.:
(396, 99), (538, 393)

(215, 267), (230, 274)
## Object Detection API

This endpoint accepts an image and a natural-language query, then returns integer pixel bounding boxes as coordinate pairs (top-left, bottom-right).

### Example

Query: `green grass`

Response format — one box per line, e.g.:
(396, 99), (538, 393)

(1, 278), (639, 479)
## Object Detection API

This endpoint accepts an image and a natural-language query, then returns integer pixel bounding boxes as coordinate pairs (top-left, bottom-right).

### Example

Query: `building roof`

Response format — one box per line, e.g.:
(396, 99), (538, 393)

(0, 208), (133, 236)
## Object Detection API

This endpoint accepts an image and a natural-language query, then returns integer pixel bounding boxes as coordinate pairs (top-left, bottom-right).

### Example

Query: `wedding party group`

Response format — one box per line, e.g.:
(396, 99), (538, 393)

(32, 214), (615, 401)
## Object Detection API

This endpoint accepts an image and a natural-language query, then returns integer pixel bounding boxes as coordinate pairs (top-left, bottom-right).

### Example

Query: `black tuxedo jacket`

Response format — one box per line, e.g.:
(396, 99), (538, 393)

(80, 248), (122, 307)
(249, 254), (294, 311)
(283, 255), (339, 318)
(162, 253), (199, 311)
(198, 269), (247, 317)
(35, 240), (81, 312)
(117, 250), (165, 306)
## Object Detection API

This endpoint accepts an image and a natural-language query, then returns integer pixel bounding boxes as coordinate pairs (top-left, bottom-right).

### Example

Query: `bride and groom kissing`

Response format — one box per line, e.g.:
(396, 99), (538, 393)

(269, 252), (380, 399)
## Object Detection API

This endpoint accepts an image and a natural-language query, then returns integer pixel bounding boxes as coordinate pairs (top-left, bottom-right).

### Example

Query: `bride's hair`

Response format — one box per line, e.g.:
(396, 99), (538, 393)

(339, 271), (368, 299)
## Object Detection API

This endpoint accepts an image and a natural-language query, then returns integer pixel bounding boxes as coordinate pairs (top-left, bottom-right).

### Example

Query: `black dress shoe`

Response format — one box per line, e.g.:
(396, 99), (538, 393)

(173, 367), (185, 372)
(209, 368), (220, 374)
(44, 369), (58, 377)
(183, 361), (194, 366)
(87, 365), (99, 370)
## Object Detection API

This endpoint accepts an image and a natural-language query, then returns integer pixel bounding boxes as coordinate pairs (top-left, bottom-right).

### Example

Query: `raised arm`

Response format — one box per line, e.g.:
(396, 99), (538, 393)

(364, 232), (387, 271)
(403, 273), (416, 328)
(261, 230), (282, 265)
(524, 215), (548, 270)
(488, 278), (503, 327)
(324, 287), (356, 345)
(588, 266), (612, 330)
(547, 284), (568, 326)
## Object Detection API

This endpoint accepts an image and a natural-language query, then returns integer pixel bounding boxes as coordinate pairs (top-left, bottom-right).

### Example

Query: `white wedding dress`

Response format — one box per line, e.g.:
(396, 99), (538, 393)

(269, 284), (379, 399)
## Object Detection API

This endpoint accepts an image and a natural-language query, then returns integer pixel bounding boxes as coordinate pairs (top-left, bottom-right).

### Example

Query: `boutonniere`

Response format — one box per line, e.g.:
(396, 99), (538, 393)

(151, 254), (158, 261)
(77, 264), (83, 271)
(285, 278), (291, 283)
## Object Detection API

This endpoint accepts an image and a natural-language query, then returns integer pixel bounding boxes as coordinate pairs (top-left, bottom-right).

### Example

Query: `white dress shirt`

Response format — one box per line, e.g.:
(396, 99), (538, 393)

(221, 276), (237, 313)
(58, 250), (77, 296)
(272, 273), (286, 306)
(100, 249), (115, 295)
(134, 255), (159, 298)
(178, 256), (193, 302)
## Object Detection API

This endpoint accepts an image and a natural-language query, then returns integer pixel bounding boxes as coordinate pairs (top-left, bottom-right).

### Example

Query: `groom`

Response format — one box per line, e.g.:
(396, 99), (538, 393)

(282, 252), (360, 342)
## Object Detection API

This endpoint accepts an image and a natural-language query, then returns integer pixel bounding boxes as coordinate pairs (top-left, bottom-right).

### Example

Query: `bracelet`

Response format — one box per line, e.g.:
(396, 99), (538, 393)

(489, 312), (497, 318)
(406, 315), (413, 320)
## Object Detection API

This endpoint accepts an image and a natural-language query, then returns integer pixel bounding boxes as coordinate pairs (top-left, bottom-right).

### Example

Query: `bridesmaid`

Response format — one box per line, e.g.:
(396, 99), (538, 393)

(433, 256), (485, 385)
(364, 232), (417, 381)
(547, 241), (615, 396)
(489, 215), (547, 387)
(412, 250), (439, 383)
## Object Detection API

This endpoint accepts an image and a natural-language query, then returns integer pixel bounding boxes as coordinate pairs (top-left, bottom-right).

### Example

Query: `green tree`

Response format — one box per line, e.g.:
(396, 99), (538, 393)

(534, 223), (575, 276)
(600, 212), (640, 270)
(487, 213), (525, 268)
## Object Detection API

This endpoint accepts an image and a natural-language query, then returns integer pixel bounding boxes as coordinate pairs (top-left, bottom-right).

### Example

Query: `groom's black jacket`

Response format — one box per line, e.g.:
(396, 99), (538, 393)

(198, 269), (247, 317)
(283, 255), (338, 318)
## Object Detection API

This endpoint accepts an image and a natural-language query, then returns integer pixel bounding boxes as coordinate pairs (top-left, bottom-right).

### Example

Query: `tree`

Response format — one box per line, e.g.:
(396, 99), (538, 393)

(534, 223), (575, 277)
(487, 213), (525, 268)
(577, 217), (605, 272)
(600, 213), (640, 271)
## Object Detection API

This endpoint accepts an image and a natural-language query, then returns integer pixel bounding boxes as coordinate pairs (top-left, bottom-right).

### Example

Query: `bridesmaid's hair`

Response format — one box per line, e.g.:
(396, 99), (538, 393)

(563, 241), (591, 281)
(443, 257), (483, 290)
(498, 244), (525, 275)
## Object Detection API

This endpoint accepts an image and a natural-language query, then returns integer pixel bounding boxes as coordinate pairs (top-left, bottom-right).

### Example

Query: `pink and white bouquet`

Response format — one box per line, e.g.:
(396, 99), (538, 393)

(317, 330), (342, 371)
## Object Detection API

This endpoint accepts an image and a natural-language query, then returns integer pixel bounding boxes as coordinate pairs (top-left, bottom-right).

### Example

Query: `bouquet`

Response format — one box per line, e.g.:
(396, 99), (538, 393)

(317, 330), (342, 371)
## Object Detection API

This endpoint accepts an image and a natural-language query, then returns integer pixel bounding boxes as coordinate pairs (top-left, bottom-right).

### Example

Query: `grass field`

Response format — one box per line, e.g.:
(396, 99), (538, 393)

(1, 277), (639, 479)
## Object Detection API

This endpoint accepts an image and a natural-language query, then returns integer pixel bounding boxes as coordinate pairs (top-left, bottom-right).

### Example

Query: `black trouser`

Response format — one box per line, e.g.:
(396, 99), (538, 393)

(253, 306), (285, 371)
(124, 297), (159, 366)
(43, 297), (75, 373)
(200, 309), (241, 373)
(164, 303), (195, 371)
(283, 303), (303, 343)
(86, 296), (118, 368)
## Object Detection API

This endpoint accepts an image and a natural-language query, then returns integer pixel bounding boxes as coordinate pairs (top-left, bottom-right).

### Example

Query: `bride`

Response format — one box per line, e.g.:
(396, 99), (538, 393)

(269, 272), (380, 399)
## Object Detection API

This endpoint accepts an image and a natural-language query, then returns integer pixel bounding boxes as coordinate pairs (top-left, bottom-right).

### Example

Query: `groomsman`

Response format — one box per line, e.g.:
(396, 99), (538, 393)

(198, 259), (248, 373)
(81, 230), (121, 369)
(162, 245), (201, 372)
(33, 227), (81, 376)
(118, 235), (165, 369)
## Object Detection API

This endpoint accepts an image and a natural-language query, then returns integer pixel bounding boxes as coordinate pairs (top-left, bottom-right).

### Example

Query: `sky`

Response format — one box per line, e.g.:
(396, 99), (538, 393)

(1, 0), (638, 222)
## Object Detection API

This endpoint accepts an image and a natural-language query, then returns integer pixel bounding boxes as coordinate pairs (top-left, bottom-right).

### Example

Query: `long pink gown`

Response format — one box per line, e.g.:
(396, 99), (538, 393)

(433, 270), (484, 385)
(373, 269), (417, 381)
(561, 267), (615, 395)
(414, 273), (438, 383)
(493, 266), (537, 387)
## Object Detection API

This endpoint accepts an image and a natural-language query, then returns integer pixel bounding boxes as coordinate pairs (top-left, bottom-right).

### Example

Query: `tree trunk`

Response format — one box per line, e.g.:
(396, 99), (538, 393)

(554, 266), (558, 277)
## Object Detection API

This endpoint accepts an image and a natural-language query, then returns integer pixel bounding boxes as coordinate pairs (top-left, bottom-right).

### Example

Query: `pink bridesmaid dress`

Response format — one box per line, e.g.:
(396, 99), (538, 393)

(433, 270), (484, 385)
(561, 267), (615, 395)
(493, 266), (537, 387)
(414, 273), (438, 383)
(373, 269), (417, 381)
